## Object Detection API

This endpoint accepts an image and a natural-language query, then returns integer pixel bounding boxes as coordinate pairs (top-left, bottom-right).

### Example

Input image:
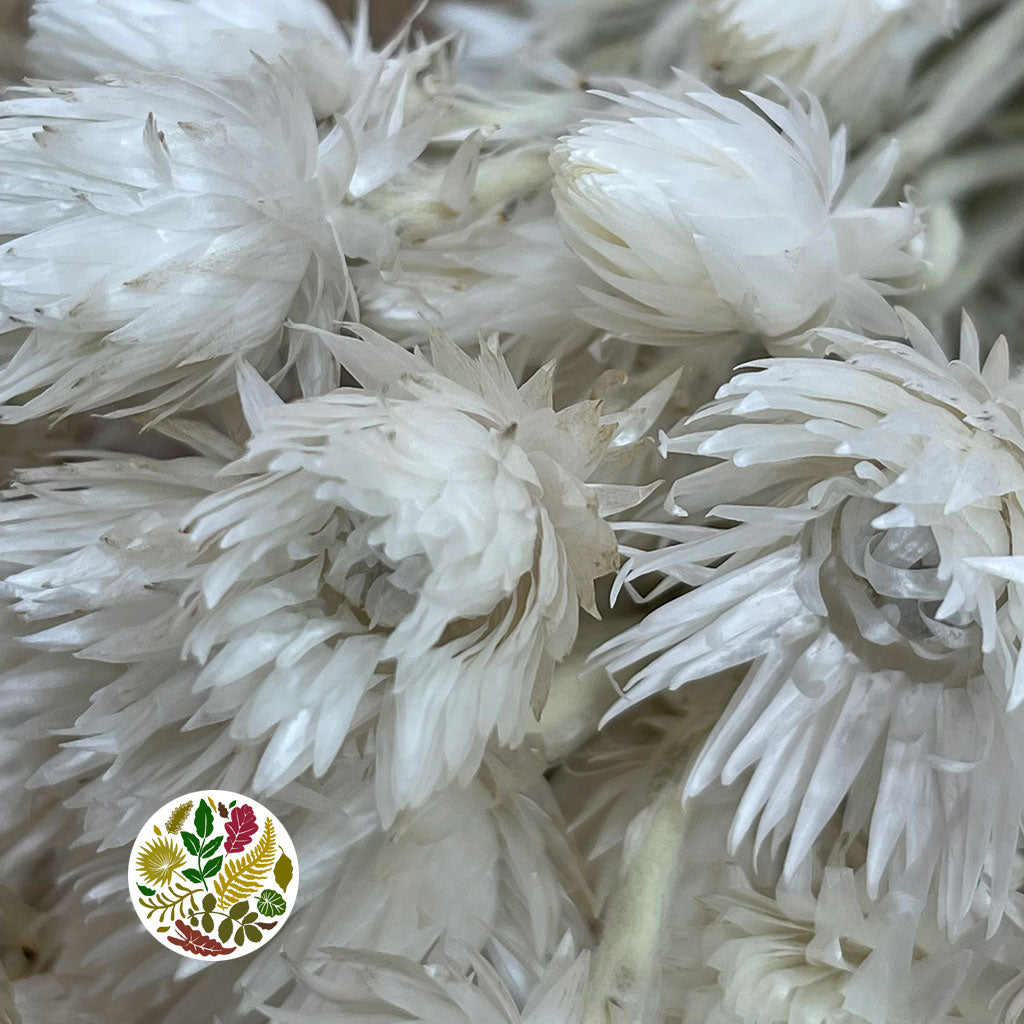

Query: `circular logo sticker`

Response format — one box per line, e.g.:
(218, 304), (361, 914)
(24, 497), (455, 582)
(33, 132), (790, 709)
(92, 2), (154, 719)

(129, 790), (298, 960)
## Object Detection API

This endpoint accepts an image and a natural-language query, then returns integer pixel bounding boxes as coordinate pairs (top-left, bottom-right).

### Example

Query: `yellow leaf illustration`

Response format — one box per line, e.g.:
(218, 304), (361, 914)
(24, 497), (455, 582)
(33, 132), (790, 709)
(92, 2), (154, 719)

(164, 799), (193, 834)
(213, 818), (276, 909)
(136, 836), (186, 887)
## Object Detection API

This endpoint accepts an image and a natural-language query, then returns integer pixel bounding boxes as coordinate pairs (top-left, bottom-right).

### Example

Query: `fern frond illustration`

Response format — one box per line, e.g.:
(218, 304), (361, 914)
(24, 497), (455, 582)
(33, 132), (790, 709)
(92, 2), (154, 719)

(213, 818), (276, 909)
(164, 800), (194, 834)
(136, 836), (188, 887)
(137, 882), (202, 923)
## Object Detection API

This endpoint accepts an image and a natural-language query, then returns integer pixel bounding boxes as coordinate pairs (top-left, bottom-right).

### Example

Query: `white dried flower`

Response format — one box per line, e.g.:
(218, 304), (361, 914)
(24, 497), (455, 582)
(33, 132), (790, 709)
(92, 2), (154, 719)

(698, 0), (958, 140)
(687, 867), (1002, 1024)
(26, 0), (435, 122)
(258, 936), (589, 1024)
(0, 60), (434, 421)
(0, 328), (658, 839)
(551, 81), (921, 346)
(597, 312), (1024, 933)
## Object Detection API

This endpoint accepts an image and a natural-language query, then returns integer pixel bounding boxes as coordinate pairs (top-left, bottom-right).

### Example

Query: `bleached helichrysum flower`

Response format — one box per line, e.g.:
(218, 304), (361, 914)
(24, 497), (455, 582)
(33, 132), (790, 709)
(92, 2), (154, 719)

(0, 328), (658, 841)
(26, 0), (435, 122)
(698, 0), (958, 140)
(682, 866), (1010, 1024)
(0, 58), (435, 421)
(257, 937), (588, 1024)
(551, 81), (921, 347)
(596, 312), (1024, 933)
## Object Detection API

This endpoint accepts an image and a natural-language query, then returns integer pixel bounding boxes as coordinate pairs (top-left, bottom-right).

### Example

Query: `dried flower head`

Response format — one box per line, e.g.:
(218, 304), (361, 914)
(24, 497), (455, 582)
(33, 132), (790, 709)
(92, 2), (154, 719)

(598, 312), (1024, 933)
(552, 80), (921, 346)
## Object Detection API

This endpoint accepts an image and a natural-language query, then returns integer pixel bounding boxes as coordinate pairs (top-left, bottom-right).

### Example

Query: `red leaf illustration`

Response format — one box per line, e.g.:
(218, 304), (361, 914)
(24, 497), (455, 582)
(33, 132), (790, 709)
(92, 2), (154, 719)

(223, 804), (259, 853)
(255, 920), (279, 931)
(166, 920), (236, 957)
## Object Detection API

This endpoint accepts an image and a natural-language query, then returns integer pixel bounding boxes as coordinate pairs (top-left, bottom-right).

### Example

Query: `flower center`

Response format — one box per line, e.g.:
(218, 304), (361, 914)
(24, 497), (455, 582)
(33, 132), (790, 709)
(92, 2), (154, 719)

(815, 497), (982, 682)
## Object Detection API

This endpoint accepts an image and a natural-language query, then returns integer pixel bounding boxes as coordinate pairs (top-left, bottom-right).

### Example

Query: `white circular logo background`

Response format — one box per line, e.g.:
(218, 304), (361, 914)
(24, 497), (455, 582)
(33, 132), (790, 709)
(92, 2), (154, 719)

(129, 790), (298, 961)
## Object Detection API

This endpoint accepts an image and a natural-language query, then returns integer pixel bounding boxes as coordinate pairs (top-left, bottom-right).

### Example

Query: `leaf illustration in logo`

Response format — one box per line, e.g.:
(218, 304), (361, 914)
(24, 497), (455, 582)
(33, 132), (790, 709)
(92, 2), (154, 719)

(166, 920), (236, 957)
(273, 851), (293, 892)
(194, 800), (214, 839)
(137, 883), (156, 897)
(223, 805), (258, 853)
(137, 883), (202, 923)
(202, 855), (224, 879)
(217, 801), (229, 819)
(213, 818), (276, 908)
(256, 890), (287, 917)
(254, 920), (279, 931)
(200, 836), (223, 859)
(180, 831), (201, 856)
(136, 836), (187, 887)
(228, 901), (249, 920)
(164, 800), (194, 835)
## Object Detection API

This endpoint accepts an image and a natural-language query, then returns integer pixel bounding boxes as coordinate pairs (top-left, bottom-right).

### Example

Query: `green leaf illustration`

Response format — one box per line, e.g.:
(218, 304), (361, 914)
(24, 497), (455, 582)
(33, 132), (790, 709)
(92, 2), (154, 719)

(137, 883), (156, 896)
(229, 900), (249, 920)
(182, 868), (204, 884)
(201, 913), (214, 933)
(137, 883), (202, 923)
(242, 912), (257, 924)
(194, 801), (214, 839)
(180, 831), (201, 856)
(234, 926), (245, 946)
(202, 855), (223, 879)
(256, 890), (287, 917)
(243, 925), (262, 942)
(200, 836), (223, 859)
(228, 800), (236, 809)
(202, 893), (216, 912)
(156, 926), (170, 933)
(218, 917), (233, 942)
(273, 851), (293, 892)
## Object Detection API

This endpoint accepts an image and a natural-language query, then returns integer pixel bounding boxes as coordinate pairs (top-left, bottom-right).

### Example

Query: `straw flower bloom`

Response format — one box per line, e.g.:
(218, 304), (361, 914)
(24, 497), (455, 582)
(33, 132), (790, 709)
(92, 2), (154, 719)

(552, 81), (921, 347)
(0, 327), (659, 839)
(598, 312), (1024, 933)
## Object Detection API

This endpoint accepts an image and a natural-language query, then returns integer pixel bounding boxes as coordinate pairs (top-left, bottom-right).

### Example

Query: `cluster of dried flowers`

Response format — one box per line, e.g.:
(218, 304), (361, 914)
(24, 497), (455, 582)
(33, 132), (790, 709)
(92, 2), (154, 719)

(3, 1), (1024, 1022)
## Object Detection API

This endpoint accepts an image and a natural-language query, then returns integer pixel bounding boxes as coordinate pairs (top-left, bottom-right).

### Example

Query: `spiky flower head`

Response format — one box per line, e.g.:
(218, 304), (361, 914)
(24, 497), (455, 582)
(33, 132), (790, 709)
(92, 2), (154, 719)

(0, 327), (660, 839)
(688, 866), (1006, 1024)
(0, 55), (436, 422)
(698, 0), (958, 139)
(27, 0), (437, 121)
(598, 312), (1024, 934)
(551, 80), (921, 347)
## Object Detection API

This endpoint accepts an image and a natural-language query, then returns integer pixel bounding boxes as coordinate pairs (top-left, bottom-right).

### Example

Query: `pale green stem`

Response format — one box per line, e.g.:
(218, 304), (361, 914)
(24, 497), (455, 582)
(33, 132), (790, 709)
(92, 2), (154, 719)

(917, 202), (1024, 317)
(536, 611), (645, 762)
(888, 0), (1024, 181)
(361, 147), (551, 239)
(918, 143), (1024, 202)
(582, 781), (688, 1024)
